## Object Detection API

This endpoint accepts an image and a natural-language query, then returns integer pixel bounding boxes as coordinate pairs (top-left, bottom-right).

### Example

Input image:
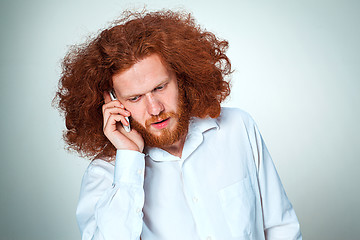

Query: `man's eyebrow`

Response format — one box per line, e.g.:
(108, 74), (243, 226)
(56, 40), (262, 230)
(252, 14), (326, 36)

(123, 78), (170, 99)
(152, 79), (169, 90)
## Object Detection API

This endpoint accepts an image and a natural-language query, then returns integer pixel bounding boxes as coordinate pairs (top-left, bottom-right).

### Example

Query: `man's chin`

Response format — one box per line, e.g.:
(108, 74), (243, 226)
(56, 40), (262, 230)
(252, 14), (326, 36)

(138, 125), (180, 148)
(130, 117), (188, 149)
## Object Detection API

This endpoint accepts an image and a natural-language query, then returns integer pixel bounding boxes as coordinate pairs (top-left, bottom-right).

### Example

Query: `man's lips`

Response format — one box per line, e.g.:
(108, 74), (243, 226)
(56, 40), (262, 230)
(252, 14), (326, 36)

(151, 118), (170, 129)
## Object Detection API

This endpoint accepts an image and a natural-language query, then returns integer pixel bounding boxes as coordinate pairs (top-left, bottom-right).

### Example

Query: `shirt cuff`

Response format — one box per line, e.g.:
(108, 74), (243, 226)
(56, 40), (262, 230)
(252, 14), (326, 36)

(114, 149), (145, 186)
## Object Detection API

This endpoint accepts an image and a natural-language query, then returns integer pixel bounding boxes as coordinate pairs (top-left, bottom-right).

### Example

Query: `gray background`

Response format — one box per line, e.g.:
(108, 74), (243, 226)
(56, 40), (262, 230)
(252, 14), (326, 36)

(1, 0), (359, 239)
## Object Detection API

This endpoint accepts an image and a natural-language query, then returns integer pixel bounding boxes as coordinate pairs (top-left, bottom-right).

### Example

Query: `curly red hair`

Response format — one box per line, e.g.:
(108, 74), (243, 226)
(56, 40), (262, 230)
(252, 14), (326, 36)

(54, 9), (232, 160)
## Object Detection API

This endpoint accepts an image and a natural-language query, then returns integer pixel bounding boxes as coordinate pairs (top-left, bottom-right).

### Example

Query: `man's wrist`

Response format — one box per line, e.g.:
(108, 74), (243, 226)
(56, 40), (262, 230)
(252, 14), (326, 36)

(114, 149), (145, 185)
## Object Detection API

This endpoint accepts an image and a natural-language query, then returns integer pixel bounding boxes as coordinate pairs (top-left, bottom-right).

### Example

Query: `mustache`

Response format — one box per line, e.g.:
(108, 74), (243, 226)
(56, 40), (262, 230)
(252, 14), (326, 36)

(145, 112), (178, 129)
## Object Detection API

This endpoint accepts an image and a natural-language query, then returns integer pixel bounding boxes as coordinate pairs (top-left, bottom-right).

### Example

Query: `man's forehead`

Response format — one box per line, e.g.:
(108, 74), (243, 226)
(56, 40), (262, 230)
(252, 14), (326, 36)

(111, 54), (175, 98)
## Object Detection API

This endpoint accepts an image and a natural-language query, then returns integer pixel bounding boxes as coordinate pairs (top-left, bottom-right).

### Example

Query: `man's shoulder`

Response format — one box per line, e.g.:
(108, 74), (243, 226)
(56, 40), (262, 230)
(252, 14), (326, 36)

(220, 107), (252, 118)
(84, 158), (115, 177)
(218, 107), (256, 129)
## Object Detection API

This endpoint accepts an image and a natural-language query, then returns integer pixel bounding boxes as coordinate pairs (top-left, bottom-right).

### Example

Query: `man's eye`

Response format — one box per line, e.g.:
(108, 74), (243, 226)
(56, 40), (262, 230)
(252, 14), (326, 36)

(155, 84), (166, 91)
(129, 96), (141, 102)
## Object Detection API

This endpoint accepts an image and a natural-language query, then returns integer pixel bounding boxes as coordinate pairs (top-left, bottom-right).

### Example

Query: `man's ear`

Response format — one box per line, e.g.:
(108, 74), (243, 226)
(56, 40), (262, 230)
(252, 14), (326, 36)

(103, 91), (112, 104)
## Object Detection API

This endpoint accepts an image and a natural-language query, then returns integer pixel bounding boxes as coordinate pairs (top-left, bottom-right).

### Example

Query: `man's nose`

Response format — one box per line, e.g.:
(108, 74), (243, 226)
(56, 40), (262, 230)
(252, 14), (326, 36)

(145, 93), (164, 116)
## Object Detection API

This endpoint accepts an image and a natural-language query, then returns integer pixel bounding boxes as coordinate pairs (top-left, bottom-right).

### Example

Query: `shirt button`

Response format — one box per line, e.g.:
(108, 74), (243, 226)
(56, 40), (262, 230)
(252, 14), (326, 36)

(136, 208), (141, 213)
(192, 197), (198, 203)
(206, 237), (212, 240)
(137, 169), (143, 175)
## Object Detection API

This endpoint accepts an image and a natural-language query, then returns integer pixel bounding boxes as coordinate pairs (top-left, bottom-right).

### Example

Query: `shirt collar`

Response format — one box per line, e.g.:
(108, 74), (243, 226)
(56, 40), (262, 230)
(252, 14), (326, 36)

(189, 115), (219, 134)
(144, 116), (219, 162)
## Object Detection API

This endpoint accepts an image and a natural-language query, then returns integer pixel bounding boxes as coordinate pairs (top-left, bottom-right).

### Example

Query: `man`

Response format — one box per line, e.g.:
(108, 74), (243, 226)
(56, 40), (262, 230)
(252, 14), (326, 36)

(55, 10), (302, 240)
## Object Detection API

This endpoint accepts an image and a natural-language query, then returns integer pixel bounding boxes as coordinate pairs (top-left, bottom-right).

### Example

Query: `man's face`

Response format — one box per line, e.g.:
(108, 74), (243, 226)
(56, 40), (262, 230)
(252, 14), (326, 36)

(112, 54), (189, 148)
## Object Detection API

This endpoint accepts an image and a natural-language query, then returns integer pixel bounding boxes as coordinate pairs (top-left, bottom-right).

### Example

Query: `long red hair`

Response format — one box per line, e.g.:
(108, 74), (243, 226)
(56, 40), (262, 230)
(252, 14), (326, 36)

(54, 10), (232, 160)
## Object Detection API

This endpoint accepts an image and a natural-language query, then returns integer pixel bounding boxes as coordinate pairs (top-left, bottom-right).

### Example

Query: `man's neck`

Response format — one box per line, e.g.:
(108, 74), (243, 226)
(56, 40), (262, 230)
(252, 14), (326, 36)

(160, 134), (187, 158)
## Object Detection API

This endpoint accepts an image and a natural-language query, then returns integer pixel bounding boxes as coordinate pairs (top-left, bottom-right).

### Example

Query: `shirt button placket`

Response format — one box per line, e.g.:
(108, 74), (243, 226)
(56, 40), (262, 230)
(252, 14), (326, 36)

(183, 164), (214, 240)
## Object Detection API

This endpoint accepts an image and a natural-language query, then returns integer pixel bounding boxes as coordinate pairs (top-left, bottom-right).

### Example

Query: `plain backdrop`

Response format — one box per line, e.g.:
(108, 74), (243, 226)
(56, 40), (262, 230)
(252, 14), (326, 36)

(1, 0), (359, 239)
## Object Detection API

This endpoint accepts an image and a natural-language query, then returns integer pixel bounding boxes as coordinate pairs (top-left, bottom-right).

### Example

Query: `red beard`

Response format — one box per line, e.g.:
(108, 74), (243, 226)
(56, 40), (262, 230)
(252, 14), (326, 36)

(129, 90), (190, 148)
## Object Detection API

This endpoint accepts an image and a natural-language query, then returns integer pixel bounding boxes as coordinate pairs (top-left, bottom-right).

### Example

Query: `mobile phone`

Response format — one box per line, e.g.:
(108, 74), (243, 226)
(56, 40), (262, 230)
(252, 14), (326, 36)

(109, 90), (131, 132)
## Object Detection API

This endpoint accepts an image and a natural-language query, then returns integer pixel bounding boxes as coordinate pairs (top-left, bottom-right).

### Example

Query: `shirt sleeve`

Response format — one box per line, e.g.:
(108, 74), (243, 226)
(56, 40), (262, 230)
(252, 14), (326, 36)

(249, 118), (302, 240)
(76, 150), (145, 240)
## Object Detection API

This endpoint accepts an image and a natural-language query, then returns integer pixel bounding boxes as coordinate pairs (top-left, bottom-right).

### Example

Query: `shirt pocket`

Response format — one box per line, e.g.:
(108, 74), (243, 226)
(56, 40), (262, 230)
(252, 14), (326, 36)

(218, 176), (256, 238)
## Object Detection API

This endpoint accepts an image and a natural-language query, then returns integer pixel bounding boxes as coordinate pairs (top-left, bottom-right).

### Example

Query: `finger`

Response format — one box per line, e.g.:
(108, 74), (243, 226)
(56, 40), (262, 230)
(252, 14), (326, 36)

(104, 114), (128, 132)
(104, 109), (131, 128)
(102, 100), (126, 115)
(103, 107), (130, 123)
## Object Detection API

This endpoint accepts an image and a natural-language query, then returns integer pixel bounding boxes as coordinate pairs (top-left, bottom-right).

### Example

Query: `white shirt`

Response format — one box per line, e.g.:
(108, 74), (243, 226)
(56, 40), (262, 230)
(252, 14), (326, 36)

(76, 108), (302, 240)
